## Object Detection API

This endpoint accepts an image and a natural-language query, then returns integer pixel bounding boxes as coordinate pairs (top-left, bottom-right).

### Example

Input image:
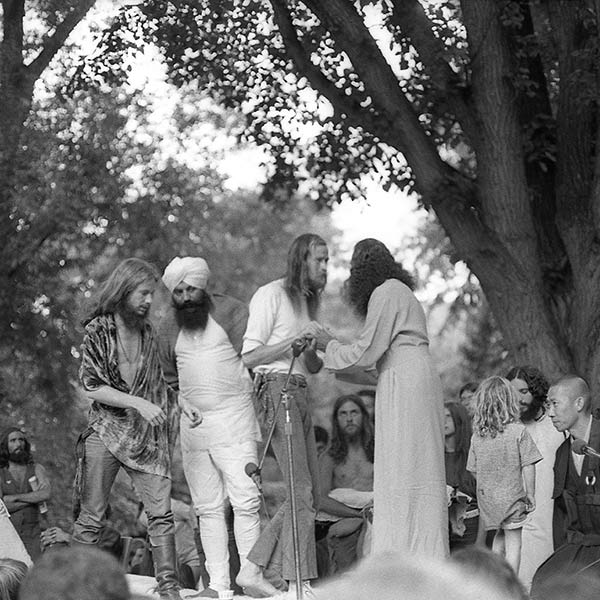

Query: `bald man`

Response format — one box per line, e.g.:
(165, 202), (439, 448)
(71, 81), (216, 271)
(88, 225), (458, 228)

(531, 376), (600, 597)
(157, 257), (269, 598)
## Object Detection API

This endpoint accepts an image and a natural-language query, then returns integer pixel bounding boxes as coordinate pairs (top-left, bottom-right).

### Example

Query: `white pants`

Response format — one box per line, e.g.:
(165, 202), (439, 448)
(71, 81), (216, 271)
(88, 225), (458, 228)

(181, 438), (260, 591)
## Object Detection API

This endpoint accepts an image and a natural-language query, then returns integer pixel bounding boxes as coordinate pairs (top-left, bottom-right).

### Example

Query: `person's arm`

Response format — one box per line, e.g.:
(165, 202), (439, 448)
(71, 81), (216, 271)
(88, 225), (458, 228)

(80, 319), (167, 426)
(87, 386), (166, 427)
(303, 339), (323, 374)
(2, 497), (30, 511)
(315, 282), (407, 371)
(5, 463), (51, 508)
(334, 367), (378, 386)
(522, 463), (536, 512)
(242, 337), (298, 370)
(318, 454), (362, 519)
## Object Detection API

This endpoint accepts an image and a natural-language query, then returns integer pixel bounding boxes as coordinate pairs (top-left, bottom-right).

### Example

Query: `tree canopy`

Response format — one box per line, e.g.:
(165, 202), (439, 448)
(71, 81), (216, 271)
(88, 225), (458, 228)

(64, 0), (600, 394)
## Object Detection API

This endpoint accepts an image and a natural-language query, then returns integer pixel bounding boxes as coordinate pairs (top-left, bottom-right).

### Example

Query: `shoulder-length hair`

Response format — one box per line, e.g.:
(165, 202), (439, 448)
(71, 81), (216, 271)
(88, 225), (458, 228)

(285, 233), (327, 319)
(346, 238), (414, 317)
(0, 427), (32, 468)
(83, 258), (158, 326)
(473, 376), (521, 438)
(328, 394), (374, 464)
(505, 365), (549, 415)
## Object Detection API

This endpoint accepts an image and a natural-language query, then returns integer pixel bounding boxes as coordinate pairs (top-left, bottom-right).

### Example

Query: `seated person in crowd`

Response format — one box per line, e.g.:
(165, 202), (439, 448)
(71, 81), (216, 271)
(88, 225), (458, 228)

(458, 382), (478, 418)
(444, 402), (479, 550)
(314, 426), (329, 457)
(317, 394), (374, 575)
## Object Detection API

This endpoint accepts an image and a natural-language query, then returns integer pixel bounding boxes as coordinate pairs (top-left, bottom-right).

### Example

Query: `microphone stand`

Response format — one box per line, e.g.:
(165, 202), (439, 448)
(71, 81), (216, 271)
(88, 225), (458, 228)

(252, 339), (306, 600)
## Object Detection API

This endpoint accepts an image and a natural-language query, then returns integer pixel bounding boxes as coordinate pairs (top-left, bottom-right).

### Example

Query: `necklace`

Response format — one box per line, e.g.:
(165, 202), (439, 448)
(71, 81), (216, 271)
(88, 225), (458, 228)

(116, 329), (141, 364)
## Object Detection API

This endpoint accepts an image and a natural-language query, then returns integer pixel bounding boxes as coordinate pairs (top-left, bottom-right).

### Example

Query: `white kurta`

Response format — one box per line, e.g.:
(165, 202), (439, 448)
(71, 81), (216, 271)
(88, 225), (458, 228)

(519, 414), (564, 590)
(324, 279), (448, 559)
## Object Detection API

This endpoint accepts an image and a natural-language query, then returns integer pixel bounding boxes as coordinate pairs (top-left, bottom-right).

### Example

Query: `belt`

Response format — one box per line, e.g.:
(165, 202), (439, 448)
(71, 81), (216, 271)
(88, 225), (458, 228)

(261, 372), (307, 387)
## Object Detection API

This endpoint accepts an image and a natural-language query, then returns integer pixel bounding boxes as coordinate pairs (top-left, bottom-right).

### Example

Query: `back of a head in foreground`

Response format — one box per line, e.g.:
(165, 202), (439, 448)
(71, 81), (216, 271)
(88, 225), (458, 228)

(18, 545), (129, 600)
(451, 547), (528, 600)
(531, 573), (600, 600)
(314, 551), (518, 600)
(0, 559), (28, 600)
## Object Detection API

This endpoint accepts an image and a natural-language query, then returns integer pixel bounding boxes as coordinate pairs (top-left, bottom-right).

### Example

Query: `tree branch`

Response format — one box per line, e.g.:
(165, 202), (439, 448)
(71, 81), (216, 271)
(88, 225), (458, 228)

(27, 0), (97, 82)
(300, 0), (457, 196)
(270, 0), (412, 148)
(388, 0), (481, 148)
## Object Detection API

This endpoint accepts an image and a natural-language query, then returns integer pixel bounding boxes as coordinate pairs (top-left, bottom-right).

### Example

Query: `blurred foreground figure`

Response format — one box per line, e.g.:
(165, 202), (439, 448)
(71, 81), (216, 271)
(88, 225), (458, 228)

(18, 545), (129, 600)
(0, 558), (28, 600)
(314, 551), (519, 600)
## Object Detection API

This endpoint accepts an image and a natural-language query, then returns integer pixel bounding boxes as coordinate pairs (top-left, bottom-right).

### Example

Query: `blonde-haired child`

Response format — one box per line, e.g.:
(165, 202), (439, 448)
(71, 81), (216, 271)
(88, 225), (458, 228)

(467, 376), (542, 572)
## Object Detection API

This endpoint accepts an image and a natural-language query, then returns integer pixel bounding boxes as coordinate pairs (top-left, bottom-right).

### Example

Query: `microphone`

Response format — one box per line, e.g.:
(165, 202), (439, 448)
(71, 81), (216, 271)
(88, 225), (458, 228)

(291, 338), (308, 357)
(245, 462), (262, 492)
(572, 438), (600, 459)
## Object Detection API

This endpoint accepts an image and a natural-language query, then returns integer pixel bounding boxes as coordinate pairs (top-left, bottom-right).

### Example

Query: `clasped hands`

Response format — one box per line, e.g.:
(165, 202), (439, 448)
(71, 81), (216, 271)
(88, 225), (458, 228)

(301, 321), (334, 352)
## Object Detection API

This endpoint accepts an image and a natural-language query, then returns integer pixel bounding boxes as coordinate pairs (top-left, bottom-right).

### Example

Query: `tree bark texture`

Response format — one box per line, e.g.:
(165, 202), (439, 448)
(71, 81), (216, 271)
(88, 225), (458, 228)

(269, 0), (599, 393)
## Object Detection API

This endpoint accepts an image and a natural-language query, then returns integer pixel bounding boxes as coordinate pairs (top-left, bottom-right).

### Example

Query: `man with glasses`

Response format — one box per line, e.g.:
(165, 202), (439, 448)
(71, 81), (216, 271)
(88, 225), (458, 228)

(530, 375), (600, 596)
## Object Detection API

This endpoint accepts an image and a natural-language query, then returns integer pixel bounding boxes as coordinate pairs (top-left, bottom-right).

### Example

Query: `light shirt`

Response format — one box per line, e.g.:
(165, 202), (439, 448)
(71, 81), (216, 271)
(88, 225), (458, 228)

(242, 278), (310, 376)
(570, 415), (593, 476)
(176, 315), (260, 448)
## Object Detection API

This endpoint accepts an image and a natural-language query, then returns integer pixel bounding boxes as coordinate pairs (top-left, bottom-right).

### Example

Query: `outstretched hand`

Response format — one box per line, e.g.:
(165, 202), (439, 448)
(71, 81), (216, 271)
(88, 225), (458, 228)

(312, 324), (335, 351)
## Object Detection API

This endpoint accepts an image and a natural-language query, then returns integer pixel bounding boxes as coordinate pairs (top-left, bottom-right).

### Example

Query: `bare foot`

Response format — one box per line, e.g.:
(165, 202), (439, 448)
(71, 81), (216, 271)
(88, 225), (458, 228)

(236, 562), (280, 598)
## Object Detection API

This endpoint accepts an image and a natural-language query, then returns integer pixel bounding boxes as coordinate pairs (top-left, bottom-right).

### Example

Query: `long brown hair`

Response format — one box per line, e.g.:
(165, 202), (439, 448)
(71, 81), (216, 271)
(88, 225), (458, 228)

(284, 233), (327, 319)
(328, 394), (374, 464)
(83, 258), (158, 326)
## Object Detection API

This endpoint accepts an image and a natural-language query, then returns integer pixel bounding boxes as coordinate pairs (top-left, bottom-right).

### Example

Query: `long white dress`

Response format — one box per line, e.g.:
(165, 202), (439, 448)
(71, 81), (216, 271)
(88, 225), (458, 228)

(518, 414), (564, 590)
(324, 279), (448, 559)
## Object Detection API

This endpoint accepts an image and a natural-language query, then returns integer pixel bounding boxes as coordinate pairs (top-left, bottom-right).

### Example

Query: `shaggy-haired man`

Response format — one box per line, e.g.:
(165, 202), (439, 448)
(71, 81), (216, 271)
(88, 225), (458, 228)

(238, 233), (328, 597)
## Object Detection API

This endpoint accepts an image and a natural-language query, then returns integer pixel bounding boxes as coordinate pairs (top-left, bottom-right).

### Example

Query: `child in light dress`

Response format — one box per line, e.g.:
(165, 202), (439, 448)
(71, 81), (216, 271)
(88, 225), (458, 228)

(467, 376), (542, 572)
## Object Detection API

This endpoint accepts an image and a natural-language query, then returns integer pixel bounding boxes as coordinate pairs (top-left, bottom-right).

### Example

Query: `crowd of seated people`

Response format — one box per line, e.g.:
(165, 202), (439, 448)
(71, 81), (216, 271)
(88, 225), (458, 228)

(4, 367), (600, 599)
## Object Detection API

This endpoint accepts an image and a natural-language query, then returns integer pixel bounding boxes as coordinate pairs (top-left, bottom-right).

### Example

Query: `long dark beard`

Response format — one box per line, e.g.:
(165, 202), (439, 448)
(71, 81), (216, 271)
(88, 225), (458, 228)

(175, 295), (212, 330)
(521, 404), (542, 424)
(116, 300), (147, 330)
(9, 449), (31, 465)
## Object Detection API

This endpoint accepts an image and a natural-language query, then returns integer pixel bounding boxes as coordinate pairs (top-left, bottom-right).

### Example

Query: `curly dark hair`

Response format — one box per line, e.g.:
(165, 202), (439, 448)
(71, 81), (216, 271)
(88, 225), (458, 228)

(0, 427), (33, 468)
(345, 239), (414, 317)
(505, 365), (549, 416)
(285, 233), (327, 319)
(328, 394), (374, 464)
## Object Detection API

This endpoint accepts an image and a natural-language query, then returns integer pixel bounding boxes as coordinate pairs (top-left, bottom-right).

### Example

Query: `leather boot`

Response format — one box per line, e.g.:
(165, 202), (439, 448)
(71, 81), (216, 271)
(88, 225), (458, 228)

(151, 534), (182, 600)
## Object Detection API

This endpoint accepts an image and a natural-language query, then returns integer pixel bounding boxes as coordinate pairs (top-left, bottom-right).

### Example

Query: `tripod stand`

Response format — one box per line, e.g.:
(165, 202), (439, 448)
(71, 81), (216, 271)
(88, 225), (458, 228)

(248, 338), (308, 600)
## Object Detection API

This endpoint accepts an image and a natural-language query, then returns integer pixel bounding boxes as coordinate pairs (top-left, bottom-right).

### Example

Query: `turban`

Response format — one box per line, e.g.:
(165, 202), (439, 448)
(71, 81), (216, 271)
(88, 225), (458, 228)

(162, 257), (211, 293)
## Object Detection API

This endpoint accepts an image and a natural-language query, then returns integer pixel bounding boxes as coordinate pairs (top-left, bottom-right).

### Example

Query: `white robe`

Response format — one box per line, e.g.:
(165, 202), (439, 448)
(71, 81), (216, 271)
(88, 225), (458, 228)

(324, 279), (448, 559)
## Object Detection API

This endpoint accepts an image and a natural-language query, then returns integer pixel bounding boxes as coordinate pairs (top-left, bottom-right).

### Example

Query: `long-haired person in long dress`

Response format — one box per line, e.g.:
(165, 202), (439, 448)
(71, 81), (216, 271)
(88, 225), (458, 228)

(312, 238), (448, 558)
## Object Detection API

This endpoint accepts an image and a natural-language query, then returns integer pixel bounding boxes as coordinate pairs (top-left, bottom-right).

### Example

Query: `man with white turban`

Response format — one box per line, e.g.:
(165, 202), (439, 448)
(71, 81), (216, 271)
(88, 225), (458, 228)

(157, 257), (271, 598)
